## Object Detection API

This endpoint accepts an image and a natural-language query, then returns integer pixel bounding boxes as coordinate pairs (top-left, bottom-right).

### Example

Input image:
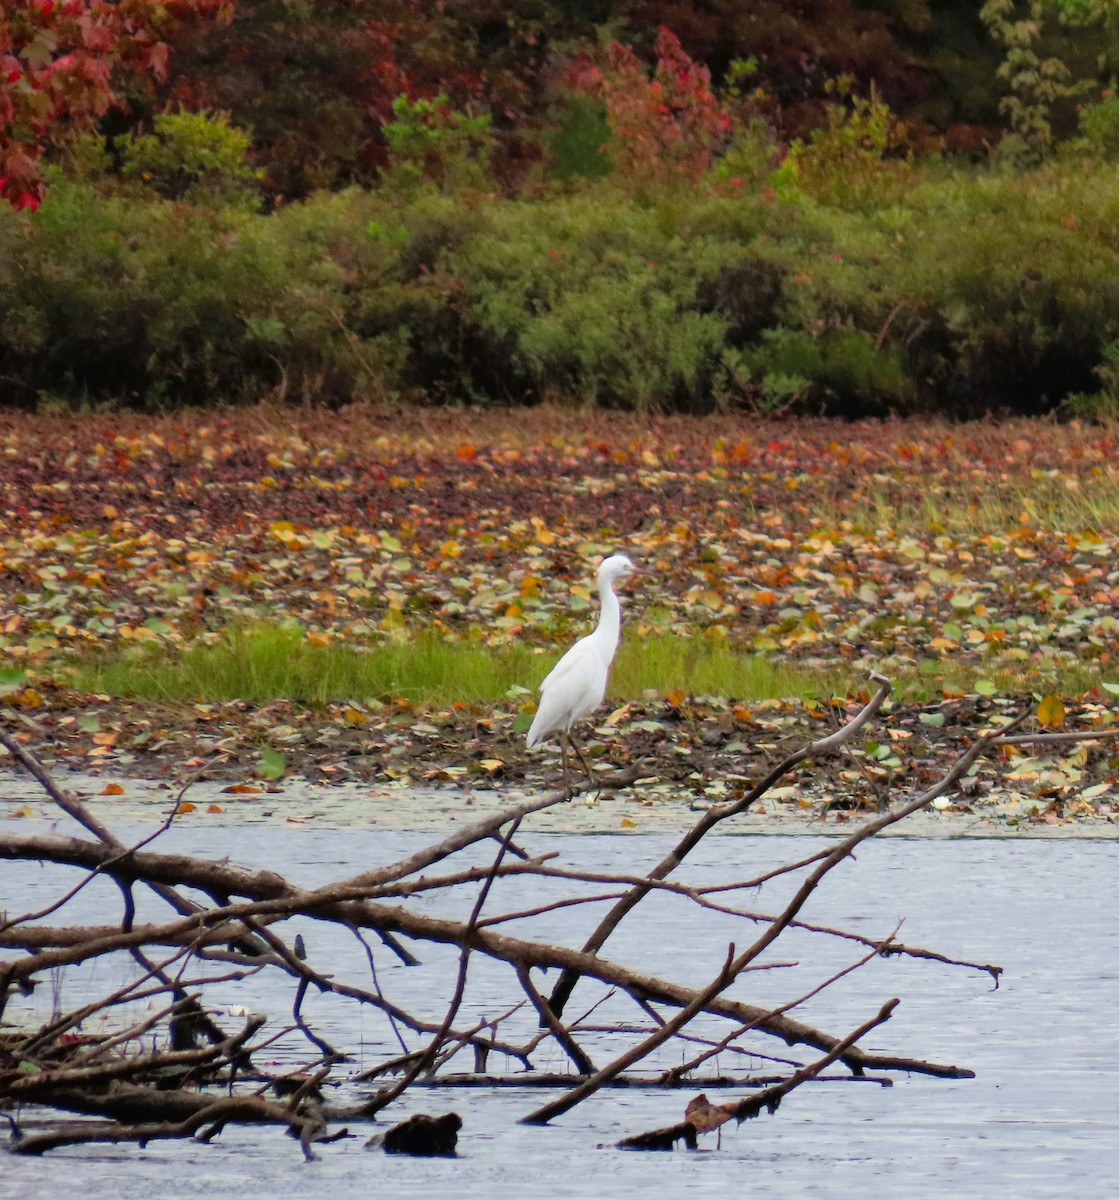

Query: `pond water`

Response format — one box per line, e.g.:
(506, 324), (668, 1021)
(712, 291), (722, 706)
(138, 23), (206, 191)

(2, 825), (1117, 1200)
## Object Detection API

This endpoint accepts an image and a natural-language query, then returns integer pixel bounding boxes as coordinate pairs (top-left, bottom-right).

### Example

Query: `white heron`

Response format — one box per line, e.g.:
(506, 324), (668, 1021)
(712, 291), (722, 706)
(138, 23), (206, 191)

(526, 553), (635, 796)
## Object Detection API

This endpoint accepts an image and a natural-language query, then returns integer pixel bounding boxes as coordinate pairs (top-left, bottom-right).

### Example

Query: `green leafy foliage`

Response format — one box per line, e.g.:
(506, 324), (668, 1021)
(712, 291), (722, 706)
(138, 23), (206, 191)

(7, 80), (1119, 415)
(0, 181), (405, 405)
(1077, 90), (1119, 156)
(447, 192), (733, 411)
(547, 96), (614, 182)
(381, 94), (496, 195)
(776, 81), (913, 211)
(115, 111), (260, 207)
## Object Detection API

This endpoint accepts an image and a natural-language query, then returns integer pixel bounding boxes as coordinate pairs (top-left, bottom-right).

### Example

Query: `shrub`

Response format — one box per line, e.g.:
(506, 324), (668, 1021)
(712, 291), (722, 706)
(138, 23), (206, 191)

(0, 181), (405, 406)
(774, 82), (915, 211)
(444, 191), (735, 411)
(1077, 91), (1119, 156)
(114, 112), (261, 208)
(8, 137), (1119, 417)
(735, 328), (911, 413)
(380, 94), (496, 195)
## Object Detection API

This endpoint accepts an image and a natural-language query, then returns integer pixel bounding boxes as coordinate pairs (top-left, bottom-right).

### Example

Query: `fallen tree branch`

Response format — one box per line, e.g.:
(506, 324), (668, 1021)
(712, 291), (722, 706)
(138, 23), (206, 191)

(545, 675), (894, 1020)
(1, 699), (1021, 1158)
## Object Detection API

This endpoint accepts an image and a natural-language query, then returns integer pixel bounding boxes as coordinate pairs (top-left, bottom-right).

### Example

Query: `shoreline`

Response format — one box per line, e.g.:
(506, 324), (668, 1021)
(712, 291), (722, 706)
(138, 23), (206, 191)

(3, 768), (1116, 839)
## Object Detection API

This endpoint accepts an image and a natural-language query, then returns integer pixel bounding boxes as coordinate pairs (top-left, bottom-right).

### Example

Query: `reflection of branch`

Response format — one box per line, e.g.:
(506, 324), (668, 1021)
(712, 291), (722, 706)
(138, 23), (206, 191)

(12, 1090), (321, 1159)
(515, 964), (596, 1076)
(5, 1016), (265, 1102)
(721, 998), (899, 1123)
(526, 709), (1030, 1120)
(524, 944), (740, 1125)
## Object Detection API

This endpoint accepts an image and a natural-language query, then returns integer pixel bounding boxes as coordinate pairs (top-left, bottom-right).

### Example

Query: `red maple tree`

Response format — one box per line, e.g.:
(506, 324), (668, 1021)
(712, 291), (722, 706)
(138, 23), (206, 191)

(0, 0), (231, 210)
(567, 27), (731, 188)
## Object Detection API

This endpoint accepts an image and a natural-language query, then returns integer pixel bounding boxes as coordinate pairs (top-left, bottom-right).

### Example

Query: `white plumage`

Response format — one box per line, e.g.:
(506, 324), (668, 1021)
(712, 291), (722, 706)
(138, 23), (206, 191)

(527, 553), (635, 794)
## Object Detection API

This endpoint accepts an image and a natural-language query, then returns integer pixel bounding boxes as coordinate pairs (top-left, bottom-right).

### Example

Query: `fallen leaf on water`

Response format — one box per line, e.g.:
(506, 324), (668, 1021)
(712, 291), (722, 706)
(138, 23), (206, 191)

(100, 783), (124, 795)
(222, 783), (263, 794)
(259, 747), (286, 781)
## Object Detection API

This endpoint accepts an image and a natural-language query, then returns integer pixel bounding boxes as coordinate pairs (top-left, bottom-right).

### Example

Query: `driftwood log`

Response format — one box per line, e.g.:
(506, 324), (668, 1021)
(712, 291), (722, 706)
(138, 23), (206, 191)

(1, 678), (1084, 1158)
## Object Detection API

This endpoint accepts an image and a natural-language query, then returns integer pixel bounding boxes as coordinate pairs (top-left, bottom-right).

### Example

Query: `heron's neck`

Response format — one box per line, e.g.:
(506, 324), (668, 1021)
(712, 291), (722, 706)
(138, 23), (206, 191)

(594, 576), (622, 654)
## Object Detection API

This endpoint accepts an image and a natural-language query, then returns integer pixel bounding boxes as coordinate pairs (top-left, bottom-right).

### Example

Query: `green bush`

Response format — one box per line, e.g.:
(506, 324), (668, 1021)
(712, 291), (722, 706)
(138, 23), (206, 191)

(1078, 93), (1119, 156)
(115, 112), (261, 208)
(444, 191), (735, 411)
(7, 144), (1119, 416)
(740, 328), (911, 412)
(0, 182), (406, 406)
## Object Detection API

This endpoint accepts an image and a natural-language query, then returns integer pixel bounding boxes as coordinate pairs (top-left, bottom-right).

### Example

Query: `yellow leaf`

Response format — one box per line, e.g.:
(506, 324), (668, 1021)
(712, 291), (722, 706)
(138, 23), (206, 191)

(665, 688), (687, 707)
(620, 818), (637, 828)
(1037, 694), (1066, 729)
(530, 516), (555, 545)
(100, 783), (125, 795)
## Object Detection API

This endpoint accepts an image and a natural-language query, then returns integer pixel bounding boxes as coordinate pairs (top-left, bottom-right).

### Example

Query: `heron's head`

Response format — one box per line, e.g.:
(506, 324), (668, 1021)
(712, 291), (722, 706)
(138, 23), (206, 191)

(598, 554), (636, 584)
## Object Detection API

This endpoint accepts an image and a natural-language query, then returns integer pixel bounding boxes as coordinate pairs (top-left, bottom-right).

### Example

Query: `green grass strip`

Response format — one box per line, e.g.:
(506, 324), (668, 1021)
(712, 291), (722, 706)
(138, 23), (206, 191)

(69, 621), (1110, 709)
(71, 623), (838, 708)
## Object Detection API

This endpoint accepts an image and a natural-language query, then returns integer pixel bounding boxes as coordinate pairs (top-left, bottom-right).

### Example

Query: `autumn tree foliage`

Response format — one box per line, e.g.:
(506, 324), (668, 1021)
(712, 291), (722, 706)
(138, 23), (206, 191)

(566, 27), (731, 188)
(0, 0), (231, 210)
(618, 0), (931, 132)
(156, 0), (566, 198)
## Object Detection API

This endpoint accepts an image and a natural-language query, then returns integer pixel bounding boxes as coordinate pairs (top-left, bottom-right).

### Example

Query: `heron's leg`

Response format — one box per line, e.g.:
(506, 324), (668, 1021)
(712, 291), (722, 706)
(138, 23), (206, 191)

(559, 733), (572, 800)
(567, 730), (598, 796)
